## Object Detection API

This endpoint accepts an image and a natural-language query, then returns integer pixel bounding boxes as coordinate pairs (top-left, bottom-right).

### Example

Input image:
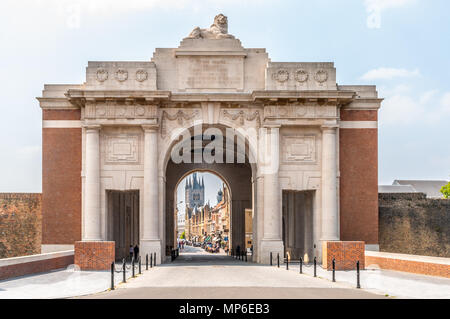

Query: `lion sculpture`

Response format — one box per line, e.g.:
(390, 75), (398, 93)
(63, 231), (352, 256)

(187, 14), (235, 39)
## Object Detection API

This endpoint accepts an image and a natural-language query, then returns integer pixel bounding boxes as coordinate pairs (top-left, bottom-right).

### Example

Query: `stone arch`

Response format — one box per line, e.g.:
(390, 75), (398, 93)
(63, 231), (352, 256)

(160, 122), (258, 260)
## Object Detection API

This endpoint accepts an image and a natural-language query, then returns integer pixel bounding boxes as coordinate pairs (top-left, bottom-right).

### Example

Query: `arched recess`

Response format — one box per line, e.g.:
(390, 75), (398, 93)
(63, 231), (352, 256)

(161, 124), (257, 258)
(170, 169), (232, 248)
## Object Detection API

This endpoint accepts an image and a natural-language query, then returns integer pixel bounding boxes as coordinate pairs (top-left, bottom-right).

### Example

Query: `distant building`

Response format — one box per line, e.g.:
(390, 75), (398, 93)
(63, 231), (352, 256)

(185, 183), (231, 247)
(185, 172), (205, 209)
(379, 180), (448, 199)
(176, 208), (185, 239)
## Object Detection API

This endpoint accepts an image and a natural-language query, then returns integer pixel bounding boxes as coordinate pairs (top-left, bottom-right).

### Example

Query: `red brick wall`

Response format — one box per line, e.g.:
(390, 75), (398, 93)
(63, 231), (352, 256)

(322, 241), (365, 270)
(74, 241), (115, 270)
(340, 109), (377, 121)
(366, 255), (450, 278)
(339, 110), (378, 244)
(0, 254), (74, 281)
(43, 109), (81, 120)
(0, 193), (42, 258)
(42, 110), (82, 245)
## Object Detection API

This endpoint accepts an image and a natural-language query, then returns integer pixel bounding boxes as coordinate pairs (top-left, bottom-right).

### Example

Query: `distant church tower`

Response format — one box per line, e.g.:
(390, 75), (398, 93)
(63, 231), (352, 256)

(185, 172), (205, 209)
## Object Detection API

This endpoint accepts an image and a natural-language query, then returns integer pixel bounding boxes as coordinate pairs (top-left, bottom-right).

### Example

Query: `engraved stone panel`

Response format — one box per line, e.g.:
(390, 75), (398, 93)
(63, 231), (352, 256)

(105, 135), (140, 164)
(177, 56), (244, 91)
(282, 136), (316, 163)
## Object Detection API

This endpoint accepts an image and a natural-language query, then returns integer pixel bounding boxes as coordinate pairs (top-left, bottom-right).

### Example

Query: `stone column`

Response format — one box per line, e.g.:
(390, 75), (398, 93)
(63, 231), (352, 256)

(83, 125), (102, 241)
(141, 124), (162, 264)
(321, 125), (339, 241)
(259, 126), (284, 263)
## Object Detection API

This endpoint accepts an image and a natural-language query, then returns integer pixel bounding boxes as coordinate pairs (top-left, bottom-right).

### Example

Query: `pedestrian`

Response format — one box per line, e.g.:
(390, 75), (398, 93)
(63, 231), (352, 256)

(134, 244), (139, 260)
(236, 245), (241, 257)
(129, 245), (134, 260)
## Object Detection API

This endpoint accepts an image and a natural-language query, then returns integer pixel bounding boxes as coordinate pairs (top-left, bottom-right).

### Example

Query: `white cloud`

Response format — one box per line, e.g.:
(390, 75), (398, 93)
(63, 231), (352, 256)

(361, 68), (420, 81)
(364, 0), (416, 28)
(380, 90), (450, 126)
(440, 93), (450, 114)
(419, 89), (438, 104)
(380, 94), (423, 125)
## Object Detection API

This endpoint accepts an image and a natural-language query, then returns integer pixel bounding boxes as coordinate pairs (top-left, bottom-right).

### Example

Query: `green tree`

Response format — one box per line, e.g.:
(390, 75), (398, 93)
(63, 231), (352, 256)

(441, 182), (450, 199)
(180, 231), (186, 239)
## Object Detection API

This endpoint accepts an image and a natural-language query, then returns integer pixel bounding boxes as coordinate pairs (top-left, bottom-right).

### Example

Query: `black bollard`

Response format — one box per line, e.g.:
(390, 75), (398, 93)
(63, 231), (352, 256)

(150, 253), (153, 268)
(332, 258), (336, 282)
(111, 262), (115, 290)
(286, 255), (289, 270)
(277, 253), (280, 268)
(139, 256), (142, 275)
(132, 257), (135, 278)
(122, 258), (126, 283)
(270, 252), (273, 266)
(154, 252), (156, 267)
(356, 261), (361, 289)
(146, 254), (148, 270)
(299, 257), (303, 274)
(245, 251), (248, 262)
(314, 257), (317, 277)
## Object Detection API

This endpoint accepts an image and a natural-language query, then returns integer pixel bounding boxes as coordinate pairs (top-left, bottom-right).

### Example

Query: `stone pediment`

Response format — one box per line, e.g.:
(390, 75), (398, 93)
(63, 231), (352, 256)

(174, 38), (247, 93)
(176, 38), (246, 56)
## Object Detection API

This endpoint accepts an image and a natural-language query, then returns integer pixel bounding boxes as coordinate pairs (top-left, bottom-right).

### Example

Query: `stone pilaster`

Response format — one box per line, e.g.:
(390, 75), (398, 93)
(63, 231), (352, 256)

(321, 124), (339, 241)
(259, 126), (284, 263)
(141, 124), (162, 264)
(83, 125), (102, 241)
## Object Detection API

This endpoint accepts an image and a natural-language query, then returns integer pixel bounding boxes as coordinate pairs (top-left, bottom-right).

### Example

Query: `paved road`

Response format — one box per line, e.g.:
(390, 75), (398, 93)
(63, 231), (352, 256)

(80, 246), (386, 299)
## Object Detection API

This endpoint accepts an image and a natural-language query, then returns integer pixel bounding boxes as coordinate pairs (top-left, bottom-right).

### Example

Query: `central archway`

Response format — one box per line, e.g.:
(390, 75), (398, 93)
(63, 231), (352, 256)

(173, 170), (232, 251)
(162, 124), (257, 261)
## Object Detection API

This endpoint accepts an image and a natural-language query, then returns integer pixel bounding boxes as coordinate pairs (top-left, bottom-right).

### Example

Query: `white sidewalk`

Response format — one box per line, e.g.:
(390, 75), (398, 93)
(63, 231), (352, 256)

(283, 262), (450, 299)
(1, 251), (449, 299)
(0, 263), (139, 299)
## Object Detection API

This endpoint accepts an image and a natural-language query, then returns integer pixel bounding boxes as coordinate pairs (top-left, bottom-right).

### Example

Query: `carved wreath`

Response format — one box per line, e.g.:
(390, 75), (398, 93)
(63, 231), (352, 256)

(161, 110), (199, 138)
(222, 109), (261, 128)
(136, 69), (148, 82)
(314, 69), (328, 83)
(273, 69), (289, 83)
(294, 69), (308, 83)
(96, 68), (108, 82)
(115, 68), (128, 82)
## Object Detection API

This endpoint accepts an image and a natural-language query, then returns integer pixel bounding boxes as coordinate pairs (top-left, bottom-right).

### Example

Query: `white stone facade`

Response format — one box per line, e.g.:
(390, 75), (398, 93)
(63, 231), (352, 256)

(38, 15), (382, 264)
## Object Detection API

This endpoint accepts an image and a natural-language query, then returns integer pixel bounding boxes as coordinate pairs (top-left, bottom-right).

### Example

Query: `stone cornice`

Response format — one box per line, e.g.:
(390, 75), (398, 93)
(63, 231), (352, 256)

(36, 97), (79, 109)
(252, 90), (355, 104)
(41, 89), (376, 110)
(342, 98), (384, 111)
(174, 50), (247, 57)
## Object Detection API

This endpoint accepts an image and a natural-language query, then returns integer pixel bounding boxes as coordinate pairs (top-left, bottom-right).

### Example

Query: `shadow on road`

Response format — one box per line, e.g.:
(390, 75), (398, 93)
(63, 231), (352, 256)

(167, 246), (254, 267)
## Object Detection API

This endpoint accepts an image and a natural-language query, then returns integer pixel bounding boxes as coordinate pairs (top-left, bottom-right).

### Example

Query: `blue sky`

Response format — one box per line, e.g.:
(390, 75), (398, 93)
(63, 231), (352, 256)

(0, 0), (449, 192)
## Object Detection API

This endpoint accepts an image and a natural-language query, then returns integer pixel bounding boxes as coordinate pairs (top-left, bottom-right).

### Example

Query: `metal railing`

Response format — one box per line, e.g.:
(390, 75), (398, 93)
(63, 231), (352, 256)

(110, 253), (157, 290)
(269, 252), (362, 289)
